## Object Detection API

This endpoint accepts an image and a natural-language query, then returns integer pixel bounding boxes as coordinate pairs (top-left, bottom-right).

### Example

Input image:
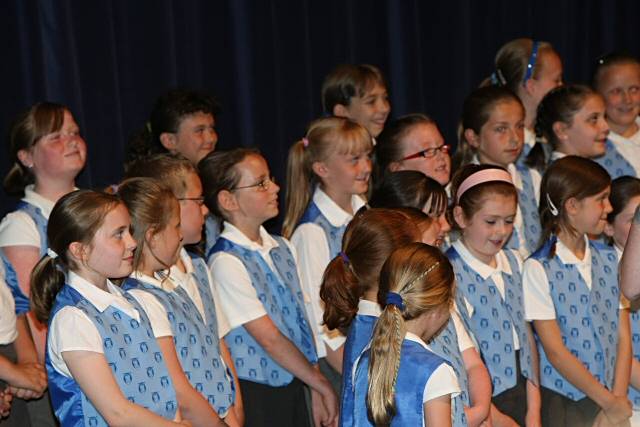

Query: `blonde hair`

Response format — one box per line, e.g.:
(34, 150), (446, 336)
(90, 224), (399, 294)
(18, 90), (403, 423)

(124, 153), (196, 198)
(367, 242), (455, 425)
(283, 117), (372, 238)
(494, 38), (556, 95)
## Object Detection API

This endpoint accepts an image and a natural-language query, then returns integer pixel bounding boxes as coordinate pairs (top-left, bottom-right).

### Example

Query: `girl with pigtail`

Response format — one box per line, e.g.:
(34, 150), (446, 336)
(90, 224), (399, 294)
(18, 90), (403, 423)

(349, 242), (460, 426)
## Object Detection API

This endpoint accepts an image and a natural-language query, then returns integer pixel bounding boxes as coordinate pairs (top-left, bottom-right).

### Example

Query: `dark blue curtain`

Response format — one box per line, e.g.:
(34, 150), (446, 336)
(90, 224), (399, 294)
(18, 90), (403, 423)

(2, 0), (639, 218)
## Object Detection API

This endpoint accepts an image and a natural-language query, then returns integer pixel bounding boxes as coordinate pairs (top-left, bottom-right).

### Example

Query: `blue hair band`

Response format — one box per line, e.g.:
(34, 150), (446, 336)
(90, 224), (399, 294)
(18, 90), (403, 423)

(522, 41), (540, 86)
(385, 292), (405, 311)
(339, 251), (350, 264)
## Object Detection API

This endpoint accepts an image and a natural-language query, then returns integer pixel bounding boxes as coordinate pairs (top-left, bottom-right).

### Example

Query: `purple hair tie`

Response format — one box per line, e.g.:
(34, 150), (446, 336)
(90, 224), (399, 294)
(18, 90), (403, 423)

(302, 137), (309, 148)
(339, 251), (350, 264)
(385, 292), (405, 311)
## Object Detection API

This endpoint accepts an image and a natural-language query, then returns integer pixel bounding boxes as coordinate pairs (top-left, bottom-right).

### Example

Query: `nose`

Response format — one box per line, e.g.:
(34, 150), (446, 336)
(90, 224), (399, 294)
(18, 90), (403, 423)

(604, 198), (613, 214)
(438, 214), (451, 234)
(362, 156), (373, 174)
(125, 231), (137, 252)
(208, 128), (218, 144)
(378, 98), (390, 115)
(200, 203), (209, 217)
(271, 180), (280, 194)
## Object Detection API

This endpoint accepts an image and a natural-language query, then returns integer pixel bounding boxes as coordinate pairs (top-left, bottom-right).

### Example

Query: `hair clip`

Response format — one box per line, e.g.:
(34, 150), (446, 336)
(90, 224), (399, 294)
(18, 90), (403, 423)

(302, 137), (309, 148)
(546, 193), (559, 216)
(339, 251), (350, 265)
(385, 292), (405, 311)
(47, 248), (58, 259)
(491, 69), (507, 86)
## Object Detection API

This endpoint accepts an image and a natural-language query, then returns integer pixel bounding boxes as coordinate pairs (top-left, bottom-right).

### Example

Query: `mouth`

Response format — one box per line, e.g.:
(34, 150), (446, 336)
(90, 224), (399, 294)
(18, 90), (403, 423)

(65, 150), (81, 157)
(489, 239), (504, 247)
(123, 255), (134, 263)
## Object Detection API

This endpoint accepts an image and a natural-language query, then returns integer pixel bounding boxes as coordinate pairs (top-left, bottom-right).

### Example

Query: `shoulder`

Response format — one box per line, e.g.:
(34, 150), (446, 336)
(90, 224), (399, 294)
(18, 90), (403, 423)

(0, 210), (38, 247)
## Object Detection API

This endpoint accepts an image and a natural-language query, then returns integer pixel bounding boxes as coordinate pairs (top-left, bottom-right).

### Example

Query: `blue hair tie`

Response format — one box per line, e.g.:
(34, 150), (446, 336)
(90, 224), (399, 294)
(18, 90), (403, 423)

(385, 292), (405, 311)
(523, 41), (540, 86)
(339, 251), (350, 264)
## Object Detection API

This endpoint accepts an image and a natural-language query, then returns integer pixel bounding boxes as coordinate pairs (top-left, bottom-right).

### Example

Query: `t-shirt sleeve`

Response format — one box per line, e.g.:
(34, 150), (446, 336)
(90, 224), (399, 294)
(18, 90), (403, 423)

(522, 258), (556, 320)
(206, 266), (231, 338)
(208, 252), (267, 329)
(0, 212), (40, 248)
(126, 290), (174, 338)
(423, 363), (461, 402)
(451, 310), (475, 352)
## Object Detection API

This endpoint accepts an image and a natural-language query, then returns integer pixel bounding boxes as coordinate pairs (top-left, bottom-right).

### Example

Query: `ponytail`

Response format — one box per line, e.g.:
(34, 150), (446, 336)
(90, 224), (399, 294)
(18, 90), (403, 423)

(320, 256), (361, 332)
(30, 255), (66, 323)
(283, 139), (314, 238)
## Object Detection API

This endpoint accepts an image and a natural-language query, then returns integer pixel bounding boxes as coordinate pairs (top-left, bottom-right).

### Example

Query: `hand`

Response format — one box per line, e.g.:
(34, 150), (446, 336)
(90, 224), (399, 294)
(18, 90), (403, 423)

(602, 395), (632, 426)
(7, 362), (47, 396)
(593, 410), (631, 427)
(0, 390), (11, 418)
(311, 386), (338, 427)
(490, 405), (518, 427)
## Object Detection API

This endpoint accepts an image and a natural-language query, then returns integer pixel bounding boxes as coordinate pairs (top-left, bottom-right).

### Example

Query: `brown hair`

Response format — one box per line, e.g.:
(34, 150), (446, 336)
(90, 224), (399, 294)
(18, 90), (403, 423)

(608, 176), (640, 224)
(30, 190), (122, 323)
(592, 52), (640, 91)
(320, 208), (422, 332)
(367, 243), (454, 425)
(124, 153), (197, 198)
(369, 171), (448, 218)
(321, 64), (387, 113)
(4, 102), (68, 195)
(494, 38), (557, 95)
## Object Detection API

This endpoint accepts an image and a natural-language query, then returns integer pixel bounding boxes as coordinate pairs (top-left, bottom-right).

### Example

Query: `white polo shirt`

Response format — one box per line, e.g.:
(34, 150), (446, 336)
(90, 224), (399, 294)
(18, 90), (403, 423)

(608, 117), (640, 176)
(0, 185), (56, 248)
(0, 261), (17, 345)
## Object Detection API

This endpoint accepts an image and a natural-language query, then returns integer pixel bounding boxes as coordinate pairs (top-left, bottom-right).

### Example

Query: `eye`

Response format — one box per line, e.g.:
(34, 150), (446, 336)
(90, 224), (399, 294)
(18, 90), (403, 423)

(485, 220), (496, 225)
(505, 218), (515, 225)
(495, 126), (507, 133)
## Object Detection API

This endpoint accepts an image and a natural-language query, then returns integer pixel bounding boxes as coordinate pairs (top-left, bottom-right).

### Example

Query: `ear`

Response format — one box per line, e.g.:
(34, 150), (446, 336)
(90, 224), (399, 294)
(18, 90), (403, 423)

(523, 76), (537, 97)
(144, 227), (159, 245)
(332, 104), (350, 119)
(552, 121), (569, 141)
(16, 149), (34, 168)
(464, 129), (481, 148)
(217, 189), (238, 214)
(68, 242), (87, 263)
(388, 161), (402, 172)
(311, 161), (330, 179)
(564, 197), (580, 217)
(159, 132), (178, 152)
(452, 205), (468, 229)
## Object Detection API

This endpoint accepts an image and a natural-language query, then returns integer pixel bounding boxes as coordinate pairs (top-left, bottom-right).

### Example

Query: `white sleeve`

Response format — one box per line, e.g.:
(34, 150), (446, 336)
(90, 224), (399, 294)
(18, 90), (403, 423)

(531, 168), (542, 206)
(423, 363), (461, 403)
(522, 258), (556, 320)
(206, 266), (231, 338)
(0, 274), (17, 345)
(0, 212), (40, 248)
(48, 306), (104, 377)
(208, 252), (267, 329)
(451, 311), (475, 352)
(126, 290), (174, 338)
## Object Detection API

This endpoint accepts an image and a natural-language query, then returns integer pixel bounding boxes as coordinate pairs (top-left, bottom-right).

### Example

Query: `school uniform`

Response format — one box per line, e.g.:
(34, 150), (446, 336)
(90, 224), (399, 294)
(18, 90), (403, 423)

(290, 187), (366, 388)
(347, 331), (461, 426)
(204, 214), (221, 257)
(518, 128), (537, 164)
(46, 272), (178, 426)
(124, 248), (235, 417)
(523, 235), (621, 426)
(595, 118), (640, 179)
(448, 240), (535, 425)
(209, 222), (317, 427)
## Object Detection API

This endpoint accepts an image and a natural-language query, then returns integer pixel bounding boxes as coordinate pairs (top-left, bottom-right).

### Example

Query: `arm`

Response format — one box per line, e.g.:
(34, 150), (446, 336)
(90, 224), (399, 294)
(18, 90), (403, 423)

(612, 309), (632, 397)
(219, 340), (243, 427)
(63, 350), (188, 427)
(525, 323), (541, 427)
(156, 337), (227, 427)
(461, 347), (492, 427)
(324, 344), (343, 374)
(424, 394), (452, 427)
(533, 319), (631, 424)
(0, 353), (46, 399)
(620, 206), (640, 300)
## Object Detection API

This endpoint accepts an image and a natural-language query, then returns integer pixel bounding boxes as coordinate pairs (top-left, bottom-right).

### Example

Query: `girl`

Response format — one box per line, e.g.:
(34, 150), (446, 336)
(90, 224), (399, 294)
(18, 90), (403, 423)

(201, 148), (338, 427)
(592, 53), (640, 178)
(526, 84), (610, 173)
(523, 156), (632, 426)
(447, 164), (541, 426)
(490, 38), (563, 161)
(29, 190), (188, 426)
(375, 113), (451, 186)
(321, 208), (491, 427)
(118, 176), (242, 427)
(455, 85), (542, 257)
(350, 243), (460, 426)
(369, 170), (451, 248)
(283, 117), (372, 382)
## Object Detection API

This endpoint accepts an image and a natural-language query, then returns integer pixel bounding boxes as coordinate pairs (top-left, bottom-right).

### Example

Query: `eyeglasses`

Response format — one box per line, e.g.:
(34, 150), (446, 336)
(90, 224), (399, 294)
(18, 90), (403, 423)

(400, 144), (450, 161)
(230, 176), (276, 192)
(177, 196), (205, 206)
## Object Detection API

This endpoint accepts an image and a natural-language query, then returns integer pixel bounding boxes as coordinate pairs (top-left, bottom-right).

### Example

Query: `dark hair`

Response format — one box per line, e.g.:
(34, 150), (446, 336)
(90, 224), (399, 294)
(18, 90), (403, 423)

(592, 52), (640, 91)
(126, 89), (220, 165)
(320, 208), (422, 332)
(449, 164), (518, 231)
(30, 190), (122, 323)
(321, 64), (387, 113)
(369, 171), (447, 218)
(124, 153), (197, 199)
(4, 102), (68, 195)
(539, 156), (611, 254)
(607, 176), (640, 224)
(198, 148), (261, 220)
(453, 86), (524, 172)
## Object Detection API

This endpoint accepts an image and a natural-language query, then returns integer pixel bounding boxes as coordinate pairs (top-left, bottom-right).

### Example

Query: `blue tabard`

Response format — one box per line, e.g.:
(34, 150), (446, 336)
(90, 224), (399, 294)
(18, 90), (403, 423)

(209, 235), (317, 386)
(447, 247), (534, 397)
(350, 338), (447, 426)
(630, 308), (640, 408)
(428, 317), (469, 427)
(505, 165), (542, 255)
(2, 201), (48, 314)
(46, 285), (178, 426)
(204, 215), (221, 258)
(298, 201), (346, 259)
(122, 272), (235, 415)
(340, 313), (378, 427)
(531, 237), (620, 400)
(595, 140), (637, 179)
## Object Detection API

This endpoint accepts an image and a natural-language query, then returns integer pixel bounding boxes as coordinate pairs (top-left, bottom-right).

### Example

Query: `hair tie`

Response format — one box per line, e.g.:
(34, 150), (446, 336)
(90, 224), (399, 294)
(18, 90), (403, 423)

(47, 248), (58, 259)
(523, 41), (540, 86)
(385, 292), (405, 311)
(456, 169), (513, 204)
(546, 193), (559, 216)
(491, 69), (507, 87)
(339, 251), (350, 265)
(302, 137), (309, 148)
(109, 184), (120, 194)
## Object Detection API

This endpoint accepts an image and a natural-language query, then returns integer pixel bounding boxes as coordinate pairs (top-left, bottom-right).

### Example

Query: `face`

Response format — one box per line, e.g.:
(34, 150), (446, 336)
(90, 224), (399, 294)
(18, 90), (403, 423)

(570, 187), (612, 236)
(419, 304), (451, 343)
(529, 51), (564, 106)
(393, 123), (451, 185)
(455, 193), (517, 265)
(340, 83), (390, 137)
(559, 95), (609, 158)
(228, 154), (280, 225)
(22, 110), (87, 183)
(178, 172), (209, 245)
(472, 100), (525, 168)
(605, 195), (640, 249)
(79, 204), (137, 283)
(173, 111), (217, 164)
(318, 147), (372, 197)
(148, 200), (183, 270)
(419, 213), (450, 248)
(598, 63), (640, 134)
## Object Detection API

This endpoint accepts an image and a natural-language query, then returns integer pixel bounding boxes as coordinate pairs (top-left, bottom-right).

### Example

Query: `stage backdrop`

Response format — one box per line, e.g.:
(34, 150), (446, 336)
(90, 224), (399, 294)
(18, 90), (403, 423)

(1, 0), (639, 220)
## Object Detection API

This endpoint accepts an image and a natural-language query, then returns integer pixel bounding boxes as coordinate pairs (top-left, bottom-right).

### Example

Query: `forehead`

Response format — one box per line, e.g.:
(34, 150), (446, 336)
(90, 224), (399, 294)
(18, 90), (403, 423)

(355, 82), (387, 99)
(236, 154), (268, 180)
(473, 193), (517, 215)
(402, 123), (443, 149)
(178, 111), (215, 129)
(538, 50), (562, 74)
(486, 100), (525, 120)
(99, 203), (130, 231)
(601, 63), (640, 85)
(182, 171), (203, 195)
(577, 94), (605, 114)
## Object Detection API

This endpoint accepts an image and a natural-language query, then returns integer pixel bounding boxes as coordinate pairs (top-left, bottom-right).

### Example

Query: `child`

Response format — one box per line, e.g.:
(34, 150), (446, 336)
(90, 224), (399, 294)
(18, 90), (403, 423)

(455, 86), (542, 257)
(350, 243), (460, 426)
(118, 177), (242, 427)
(491, 38), (563, 160)
(29, 190), (188, 426)
(201, 148), (338, 427)
(447, 164), (541, 426)
(283, 117), (372, 384)
(321, 64), (391, 139)
(592, 53), (640, 178)
(526, 84), (610, 173)
(375, 113), (451, 186)
(523, 156), (632, 426)
(369, 170), (451, 248)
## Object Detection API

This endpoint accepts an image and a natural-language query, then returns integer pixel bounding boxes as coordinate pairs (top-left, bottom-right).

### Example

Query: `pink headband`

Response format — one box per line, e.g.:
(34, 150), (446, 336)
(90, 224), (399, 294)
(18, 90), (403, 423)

(456, 169), (513, 203)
